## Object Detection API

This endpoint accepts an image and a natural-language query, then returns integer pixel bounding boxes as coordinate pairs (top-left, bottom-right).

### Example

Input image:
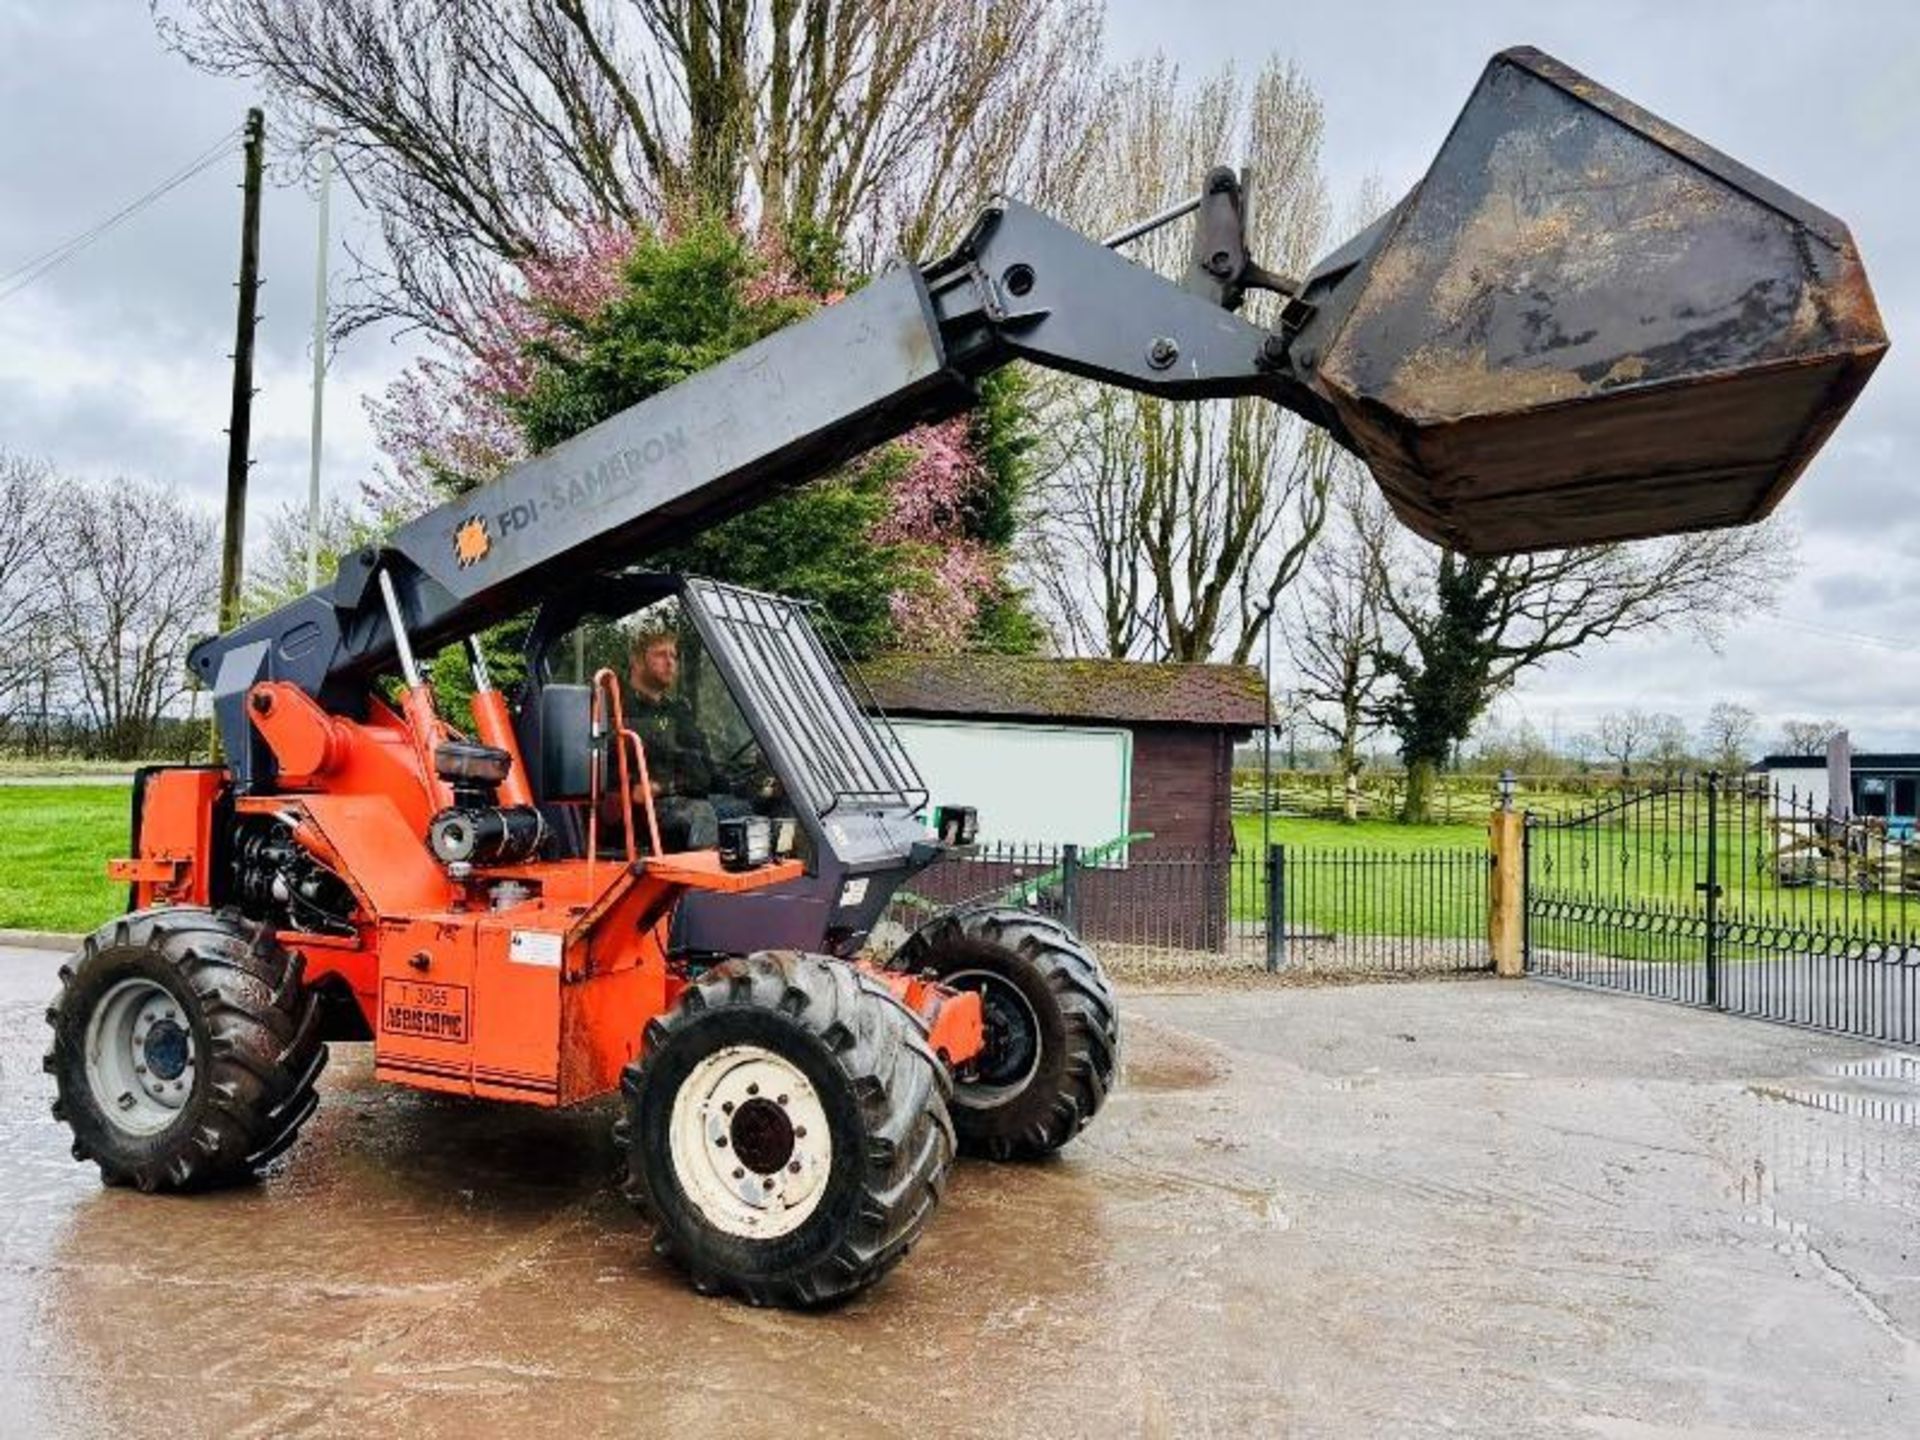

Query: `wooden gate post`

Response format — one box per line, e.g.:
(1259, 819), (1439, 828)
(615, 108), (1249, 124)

(1488, 801), (1525, 977)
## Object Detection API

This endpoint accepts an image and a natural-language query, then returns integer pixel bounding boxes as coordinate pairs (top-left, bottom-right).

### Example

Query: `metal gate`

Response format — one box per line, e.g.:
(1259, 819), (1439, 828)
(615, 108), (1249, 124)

(1525, 775), (1920, 1045)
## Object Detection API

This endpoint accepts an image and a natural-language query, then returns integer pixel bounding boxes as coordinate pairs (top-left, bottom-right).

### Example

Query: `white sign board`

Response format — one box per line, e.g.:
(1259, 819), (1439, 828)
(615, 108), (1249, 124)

(888, 719), (1131, 853)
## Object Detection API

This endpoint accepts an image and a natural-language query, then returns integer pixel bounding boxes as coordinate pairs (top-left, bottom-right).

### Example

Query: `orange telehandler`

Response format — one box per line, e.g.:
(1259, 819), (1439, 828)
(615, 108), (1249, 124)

(45, 49), (1885, 1306)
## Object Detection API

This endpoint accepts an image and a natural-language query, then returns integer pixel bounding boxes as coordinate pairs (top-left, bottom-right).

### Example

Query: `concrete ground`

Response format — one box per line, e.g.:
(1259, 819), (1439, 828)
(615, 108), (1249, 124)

(2, 945), (1916, 1438)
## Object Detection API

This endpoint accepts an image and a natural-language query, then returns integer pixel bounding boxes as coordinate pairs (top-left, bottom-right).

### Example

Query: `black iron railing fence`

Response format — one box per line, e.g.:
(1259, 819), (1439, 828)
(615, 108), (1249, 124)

(1525, 775), (1920, 1046)
(880, 840), (1491, 975)
(876, 776), (1920, 1049)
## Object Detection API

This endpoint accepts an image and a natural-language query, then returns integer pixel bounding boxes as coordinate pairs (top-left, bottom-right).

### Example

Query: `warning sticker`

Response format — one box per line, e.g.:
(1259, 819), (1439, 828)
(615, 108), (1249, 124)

(509, 930), (564, 968)
(382, 979), (470, 1043)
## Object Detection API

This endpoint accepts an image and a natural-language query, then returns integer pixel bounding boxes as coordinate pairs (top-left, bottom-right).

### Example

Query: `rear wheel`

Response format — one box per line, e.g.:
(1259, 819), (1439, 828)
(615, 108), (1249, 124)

(893, 906), (1119, 1160)
(45, 909), (327, 1192)
(617, 950), (954, 1307)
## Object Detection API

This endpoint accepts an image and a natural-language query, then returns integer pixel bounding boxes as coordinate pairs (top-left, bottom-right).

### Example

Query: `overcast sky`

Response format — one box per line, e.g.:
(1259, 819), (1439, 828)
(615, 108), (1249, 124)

(2, 1), (1916, 754)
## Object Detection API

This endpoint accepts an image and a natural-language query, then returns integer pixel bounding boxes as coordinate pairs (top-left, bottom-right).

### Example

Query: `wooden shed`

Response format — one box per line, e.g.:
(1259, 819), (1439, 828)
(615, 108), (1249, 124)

(860, 654), (1267, 949)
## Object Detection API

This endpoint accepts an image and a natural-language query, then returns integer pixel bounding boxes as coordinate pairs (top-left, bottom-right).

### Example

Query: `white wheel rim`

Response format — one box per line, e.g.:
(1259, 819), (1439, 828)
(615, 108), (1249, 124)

(83, 978), (196, 1136)
(667, 1044), (833, 1239)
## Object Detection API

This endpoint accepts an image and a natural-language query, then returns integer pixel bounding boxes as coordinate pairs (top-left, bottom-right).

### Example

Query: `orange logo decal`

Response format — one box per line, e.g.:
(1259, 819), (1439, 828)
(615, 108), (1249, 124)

(454, 515), (491, 567)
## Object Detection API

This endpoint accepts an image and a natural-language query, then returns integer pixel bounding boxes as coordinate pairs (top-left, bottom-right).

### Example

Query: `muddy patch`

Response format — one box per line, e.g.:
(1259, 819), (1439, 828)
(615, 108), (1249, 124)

(1120, 1016), (1230, 1092)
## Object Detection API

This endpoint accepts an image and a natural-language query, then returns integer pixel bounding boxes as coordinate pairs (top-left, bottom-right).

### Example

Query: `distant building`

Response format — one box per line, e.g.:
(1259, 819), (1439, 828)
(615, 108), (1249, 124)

(1752, 747), (1920, 831)
(862, 653), (1266, 857)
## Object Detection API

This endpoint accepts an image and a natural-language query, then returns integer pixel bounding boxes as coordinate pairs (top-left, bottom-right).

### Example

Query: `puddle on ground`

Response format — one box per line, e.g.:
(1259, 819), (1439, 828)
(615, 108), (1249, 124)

(1829, 1052), (1920, 1083)
(1743, 1049), (1920, 1129)
(1733, 1154), (1920, 1373)
(1721, 1049), (1920, 1253)
(1717, 1048), (1920, 1371)
(1746, 1083), (1920, 1127)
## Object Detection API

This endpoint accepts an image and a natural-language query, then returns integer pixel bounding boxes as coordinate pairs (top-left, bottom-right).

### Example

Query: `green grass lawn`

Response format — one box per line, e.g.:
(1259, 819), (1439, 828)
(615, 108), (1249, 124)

(0, 785), (128, 933)
(1232, 814), (1487, 853)
(1228, 813), (1488, 936)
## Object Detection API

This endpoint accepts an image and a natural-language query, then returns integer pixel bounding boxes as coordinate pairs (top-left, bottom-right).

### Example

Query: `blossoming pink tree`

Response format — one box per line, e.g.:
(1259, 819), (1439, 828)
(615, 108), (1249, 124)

(367, 223), (1015, 653)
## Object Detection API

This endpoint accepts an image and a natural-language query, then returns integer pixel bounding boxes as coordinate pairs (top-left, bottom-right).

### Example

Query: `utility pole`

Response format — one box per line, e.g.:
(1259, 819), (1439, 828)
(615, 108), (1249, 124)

(218, 107), (264, 635)
(305, 127), (334, 590)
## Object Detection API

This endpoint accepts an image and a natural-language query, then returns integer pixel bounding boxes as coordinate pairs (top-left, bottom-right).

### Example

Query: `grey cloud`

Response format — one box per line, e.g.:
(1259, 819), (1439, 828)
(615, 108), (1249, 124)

(1813, 573), (1898, 611)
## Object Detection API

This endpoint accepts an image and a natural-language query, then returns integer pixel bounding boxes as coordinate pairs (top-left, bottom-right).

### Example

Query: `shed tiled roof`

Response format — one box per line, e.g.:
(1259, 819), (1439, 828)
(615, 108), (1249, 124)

(859, 653), (1268, 729)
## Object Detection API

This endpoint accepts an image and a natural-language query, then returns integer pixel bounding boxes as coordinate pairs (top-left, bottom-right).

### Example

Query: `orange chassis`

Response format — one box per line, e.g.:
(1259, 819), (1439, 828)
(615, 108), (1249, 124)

(112, 675), (983, 1108)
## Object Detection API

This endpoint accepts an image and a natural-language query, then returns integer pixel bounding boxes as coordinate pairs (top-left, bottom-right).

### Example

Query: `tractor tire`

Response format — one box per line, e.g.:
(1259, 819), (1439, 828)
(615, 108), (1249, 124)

(44, 908), (327, 1193)
(892, 905), (1119, 1161)
(616, 950), (955, 1308)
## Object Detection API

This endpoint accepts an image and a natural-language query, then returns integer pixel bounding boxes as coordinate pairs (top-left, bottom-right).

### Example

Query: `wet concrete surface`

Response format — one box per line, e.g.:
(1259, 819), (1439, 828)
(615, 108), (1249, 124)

(2, 945), (1916, 1438)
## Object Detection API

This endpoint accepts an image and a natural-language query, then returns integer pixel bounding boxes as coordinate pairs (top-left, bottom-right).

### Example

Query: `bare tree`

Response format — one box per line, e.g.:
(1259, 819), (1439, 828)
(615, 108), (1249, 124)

(48, 480), (219, 760)
(1020, 386), (1150, 659)
(244, 496), (381, 619)
(0, 454), (61, 738)
(1647, 712), (1692, 780)
(1595, 709), (1654, 777)
(1286, 471), (1395, 818)
(1777, 718), (1841, 757)
(1700, 701), (1759, 772)
(1024, 54), (1340, 662)
(156, 0), (1106, 341)
(1370, 521), (1793, 821)
(1470, 717), (1570, 778)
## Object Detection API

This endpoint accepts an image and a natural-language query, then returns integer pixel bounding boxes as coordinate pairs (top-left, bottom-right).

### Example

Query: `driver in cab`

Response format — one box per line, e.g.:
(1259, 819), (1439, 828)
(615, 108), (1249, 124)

(622, 626), (756, 850)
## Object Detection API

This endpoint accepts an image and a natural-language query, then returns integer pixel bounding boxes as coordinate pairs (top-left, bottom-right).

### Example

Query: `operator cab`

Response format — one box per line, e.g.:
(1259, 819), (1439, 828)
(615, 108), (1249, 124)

(530, 586), (787, 855)
(514, 574), (937, 953)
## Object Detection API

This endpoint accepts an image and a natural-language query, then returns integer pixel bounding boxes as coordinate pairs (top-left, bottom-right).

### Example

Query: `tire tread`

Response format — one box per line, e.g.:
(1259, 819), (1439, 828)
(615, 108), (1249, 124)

(615, 950), (954, 1308)
(45, 906), (327, 1192)
(893, 904), (1120, 1161)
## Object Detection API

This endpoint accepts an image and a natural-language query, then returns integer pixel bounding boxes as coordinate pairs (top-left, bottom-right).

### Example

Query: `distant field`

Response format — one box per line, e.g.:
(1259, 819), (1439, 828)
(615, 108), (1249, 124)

(0, 785), (127, 933)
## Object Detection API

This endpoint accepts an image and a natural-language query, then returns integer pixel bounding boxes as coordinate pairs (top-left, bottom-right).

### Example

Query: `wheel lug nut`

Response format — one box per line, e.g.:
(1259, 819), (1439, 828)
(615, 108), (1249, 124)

(732, 1167), (745, 1180)
(777, 1094), (788, 1106)
(762, 1177), (775, 1190)
(788, 1160), (801, 1174)
(747, 1083), (759, 1096)
(794, 1126), (807, 1139)
(721, 1100), (734, 1114)
(715, 1136), (728, 1148)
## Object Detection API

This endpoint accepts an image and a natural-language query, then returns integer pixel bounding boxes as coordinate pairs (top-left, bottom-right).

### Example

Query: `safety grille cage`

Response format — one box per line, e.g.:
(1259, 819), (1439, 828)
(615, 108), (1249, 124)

(686, 578), (928, 818)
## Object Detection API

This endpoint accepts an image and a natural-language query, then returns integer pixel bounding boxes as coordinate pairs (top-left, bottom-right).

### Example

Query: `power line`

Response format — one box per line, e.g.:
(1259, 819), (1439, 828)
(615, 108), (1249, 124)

(1769, 615), (1920, 655)
(0, 126), (243, 306)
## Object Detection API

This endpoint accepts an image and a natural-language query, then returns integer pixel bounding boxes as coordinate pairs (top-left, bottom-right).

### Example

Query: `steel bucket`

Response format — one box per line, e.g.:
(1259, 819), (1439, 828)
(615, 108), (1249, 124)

(1286, 47), (1887, 554)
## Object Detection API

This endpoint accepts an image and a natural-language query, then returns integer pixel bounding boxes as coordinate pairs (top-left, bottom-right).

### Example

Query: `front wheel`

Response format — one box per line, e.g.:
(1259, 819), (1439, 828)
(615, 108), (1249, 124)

(44, 909), (327, 1192)
(892, 906), (1119, 1161)
(616, 951), (955, 1307)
